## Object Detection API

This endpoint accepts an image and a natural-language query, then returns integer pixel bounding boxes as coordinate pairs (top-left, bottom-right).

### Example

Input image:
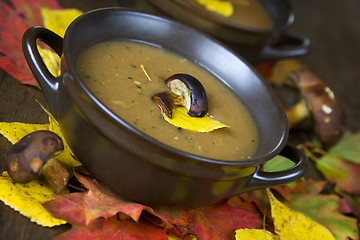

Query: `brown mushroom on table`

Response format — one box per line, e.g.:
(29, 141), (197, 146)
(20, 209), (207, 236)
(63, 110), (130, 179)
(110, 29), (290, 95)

(5, 130), (70, 193)
(152, 73), (208, 118)
(275, 69), (346, 148)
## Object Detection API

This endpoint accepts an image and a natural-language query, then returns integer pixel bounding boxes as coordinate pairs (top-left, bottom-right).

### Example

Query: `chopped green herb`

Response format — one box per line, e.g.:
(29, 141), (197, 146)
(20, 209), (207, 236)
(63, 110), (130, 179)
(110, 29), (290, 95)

(131, 64), (136, 68)
(128, 76), (133, 79)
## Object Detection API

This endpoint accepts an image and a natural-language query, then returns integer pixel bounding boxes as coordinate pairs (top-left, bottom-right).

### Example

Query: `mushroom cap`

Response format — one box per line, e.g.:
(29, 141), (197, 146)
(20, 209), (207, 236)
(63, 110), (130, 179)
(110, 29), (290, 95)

(166, 73), (208, 117)
(288, 69), (346, 148)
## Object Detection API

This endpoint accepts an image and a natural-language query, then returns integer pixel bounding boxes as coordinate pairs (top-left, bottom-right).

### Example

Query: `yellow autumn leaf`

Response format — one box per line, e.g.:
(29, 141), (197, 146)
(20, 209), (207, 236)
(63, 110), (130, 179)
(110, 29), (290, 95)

(235, 229), (279, 240)
(271, 59), (305, 85)
(0, 172), (66, 227)
(42, 107), (80, 168)
(0, 7), (83, 228)
(267, 189), (336, 240)
(0, 108), (80, 226)
(196, 0), (234, 17)
(37, 46), (61, 77)
(162, 106), (229, 132)
(41, 7), (83, 37)
(0, 113), (79, 168)
(37, 7), (83, 77)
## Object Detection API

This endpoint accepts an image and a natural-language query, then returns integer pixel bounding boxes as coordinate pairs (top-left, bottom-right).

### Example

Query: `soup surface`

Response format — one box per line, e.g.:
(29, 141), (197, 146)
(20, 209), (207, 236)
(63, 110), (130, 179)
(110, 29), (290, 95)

(186, 0), (273, 30)
(77, 41), (259, 160)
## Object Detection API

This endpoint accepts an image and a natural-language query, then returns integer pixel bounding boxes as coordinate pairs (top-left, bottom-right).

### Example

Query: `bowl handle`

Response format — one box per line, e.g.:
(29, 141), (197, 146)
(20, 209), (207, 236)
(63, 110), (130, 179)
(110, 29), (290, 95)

(22, 26), (63, 113)
(261, 33), (311, 60)
(240, 143), (308, 193)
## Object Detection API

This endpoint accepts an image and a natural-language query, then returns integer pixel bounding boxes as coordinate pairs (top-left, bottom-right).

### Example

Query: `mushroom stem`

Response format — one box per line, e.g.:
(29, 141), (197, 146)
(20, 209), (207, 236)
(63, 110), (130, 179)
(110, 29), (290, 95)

(39, 158), (70, 193)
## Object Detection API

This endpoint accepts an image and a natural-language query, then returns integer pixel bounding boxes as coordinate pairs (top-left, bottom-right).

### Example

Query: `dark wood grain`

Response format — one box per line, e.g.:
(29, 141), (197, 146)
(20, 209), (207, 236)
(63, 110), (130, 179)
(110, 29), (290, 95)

(0, 0), (359, 239)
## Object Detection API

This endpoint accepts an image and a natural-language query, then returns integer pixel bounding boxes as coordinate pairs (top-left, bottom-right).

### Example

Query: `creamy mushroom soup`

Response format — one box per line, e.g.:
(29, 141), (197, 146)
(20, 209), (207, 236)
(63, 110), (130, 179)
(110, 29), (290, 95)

(77, 41), (259, 160)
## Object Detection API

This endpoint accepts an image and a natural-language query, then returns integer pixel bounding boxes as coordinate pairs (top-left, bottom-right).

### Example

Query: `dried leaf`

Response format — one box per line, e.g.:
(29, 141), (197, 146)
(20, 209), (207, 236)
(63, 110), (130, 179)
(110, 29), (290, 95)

(162, 107), (228, 132)
(0, 172), (66, 227)
(41, 7), (83, 38)
(37, 46), (61, 77)
(44, 166), (264, 240)
(53, 216), (169, 240)
(235, 229), (278, 240)
(317, 154), (360, 195)
(272, 180), (358, 240)
(11, 0), (62, 26)
(44, 171), (157, 226)
(267, 189), (336, 240)
(195, 0), (233, 17)
(0, 0), (62, 86)
(189, 200), (262, 240)
(327, 131), (360, 164)
(263, 155), (295, 172)
(289, 191), (358, 240)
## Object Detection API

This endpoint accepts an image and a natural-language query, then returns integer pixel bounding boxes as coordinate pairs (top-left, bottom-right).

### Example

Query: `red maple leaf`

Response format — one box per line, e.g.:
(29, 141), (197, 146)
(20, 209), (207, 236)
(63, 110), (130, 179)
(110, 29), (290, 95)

(0, 0), (62, 86)
(53, 216), (169, 240)
(189, 200), (262, 240)
(44, 168), (262, 240)
(44, 171), (163, 226)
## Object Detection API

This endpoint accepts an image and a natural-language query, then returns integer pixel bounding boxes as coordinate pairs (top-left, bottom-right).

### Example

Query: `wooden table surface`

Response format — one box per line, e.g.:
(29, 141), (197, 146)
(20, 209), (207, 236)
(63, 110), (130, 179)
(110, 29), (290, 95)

(1, 0), (359, 239)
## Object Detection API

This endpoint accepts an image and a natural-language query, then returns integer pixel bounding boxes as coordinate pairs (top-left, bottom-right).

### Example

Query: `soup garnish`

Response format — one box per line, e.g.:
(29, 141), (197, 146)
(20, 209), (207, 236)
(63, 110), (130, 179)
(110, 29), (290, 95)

(153, 73), (209, 118)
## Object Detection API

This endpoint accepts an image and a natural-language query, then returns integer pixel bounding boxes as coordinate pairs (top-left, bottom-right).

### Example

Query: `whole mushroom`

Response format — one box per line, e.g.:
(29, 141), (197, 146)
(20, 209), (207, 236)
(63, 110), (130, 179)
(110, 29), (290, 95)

(5, 130), (69, 192)
(279, 69), (346, 148)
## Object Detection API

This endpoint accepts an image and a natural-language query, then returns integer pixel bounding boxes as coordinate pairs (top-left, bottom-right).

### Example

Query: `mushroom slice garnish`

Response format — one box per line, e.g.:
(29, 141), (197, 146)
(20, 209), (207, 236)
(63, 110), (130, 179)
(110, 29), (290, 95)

(152, 92), (184, 119)
(165, 73), (208, 117)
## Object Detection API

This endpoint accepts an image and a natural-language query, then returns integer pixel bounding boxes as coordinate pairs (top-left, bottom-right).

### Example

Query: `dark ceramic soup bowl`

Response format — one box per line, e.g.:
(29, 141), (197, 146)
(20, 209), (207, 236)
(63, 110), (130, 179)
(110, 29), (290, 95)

(23, 8), (307, 207)
(145, 0), (311, 63)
